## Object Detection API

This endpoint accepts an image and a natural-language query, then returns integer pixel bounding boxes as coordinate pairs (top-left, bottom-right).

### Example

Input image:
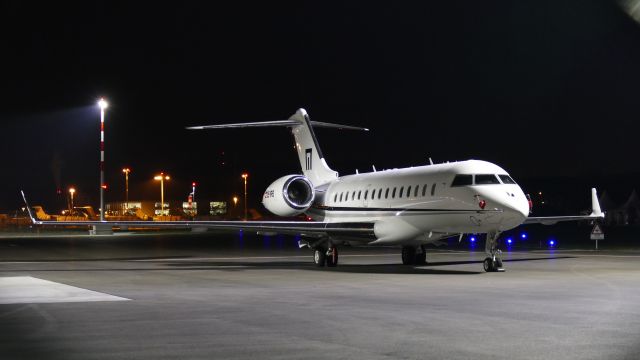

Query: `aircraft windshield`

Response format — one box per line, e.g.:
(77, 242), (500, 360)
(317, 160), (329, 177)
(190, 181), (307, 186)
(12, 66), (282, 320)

(498, 175), (517, 184)
(475, 174), (500, 185)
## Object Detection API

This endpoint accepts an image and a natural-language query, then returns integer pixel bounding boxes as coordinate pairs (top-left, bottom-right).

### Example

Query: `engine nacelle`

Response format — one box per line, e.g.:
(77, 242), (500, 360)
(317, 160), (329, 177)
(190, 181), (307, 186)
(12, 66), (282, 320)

(262, 175), (315, 217)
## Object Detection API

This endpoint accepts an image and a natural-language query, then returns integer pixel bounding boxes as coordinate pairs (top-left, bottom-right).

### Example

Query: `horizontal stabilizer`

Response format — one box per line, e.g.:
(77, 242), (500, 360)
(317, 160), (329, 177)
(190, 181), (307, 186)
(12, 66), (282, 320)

(186, 120), (368, 131)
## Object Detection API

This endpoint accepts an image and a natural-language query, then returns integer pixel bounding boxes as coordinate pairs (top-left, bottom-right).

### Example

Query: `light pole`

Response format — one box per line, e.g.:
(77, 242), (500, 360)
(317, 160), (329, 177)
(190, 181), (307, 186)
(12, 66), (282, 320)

(122, 168), (130, 213)
(69, 187), (76, 214)
(241, 173), (248, 220)
(154, 173), (170, 216)
(98, 98), (108, 221)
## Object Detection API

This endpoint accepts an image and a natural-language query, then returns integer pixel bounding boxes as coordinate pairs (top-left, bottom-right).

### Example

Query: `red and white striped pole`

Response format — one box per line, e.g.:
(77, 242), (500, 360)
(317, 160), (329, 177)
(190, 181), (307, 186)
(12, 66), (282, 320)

(98, 98), (108, 221)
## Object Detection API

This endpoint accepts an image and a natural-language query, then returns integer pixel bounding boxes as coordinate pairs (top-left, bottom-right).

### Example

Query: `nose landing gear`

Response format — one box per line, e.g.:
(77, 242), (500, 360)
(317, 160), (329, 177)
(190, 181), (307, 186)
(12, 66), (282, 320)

(484, 231), (505, 272)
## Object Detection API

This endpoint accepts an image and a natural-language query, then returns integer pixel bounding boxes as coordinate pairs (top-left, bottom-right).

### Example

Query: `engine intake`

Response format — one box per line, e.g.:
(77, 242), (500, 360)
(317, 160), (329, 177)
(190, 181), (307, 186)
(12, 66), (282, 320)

(263, 175), (315, 217)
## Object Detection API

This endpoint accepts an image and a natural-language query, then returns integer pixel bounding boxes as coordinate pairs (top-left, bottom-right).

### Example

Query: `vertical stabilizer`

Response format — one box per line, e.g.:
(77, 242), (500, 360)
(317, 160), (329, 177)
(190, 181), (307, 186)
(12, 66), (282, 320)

(591, 188), (603, 217)
(289, 109), (338, 186)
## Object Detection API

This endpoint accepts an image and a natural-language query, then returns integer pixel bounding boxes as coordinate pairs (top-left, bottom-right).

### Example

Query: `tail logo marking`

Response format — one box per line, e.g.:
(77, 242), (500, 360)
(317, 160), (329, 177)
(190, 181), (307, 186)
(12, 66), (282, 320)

(305, 148), (312, 170)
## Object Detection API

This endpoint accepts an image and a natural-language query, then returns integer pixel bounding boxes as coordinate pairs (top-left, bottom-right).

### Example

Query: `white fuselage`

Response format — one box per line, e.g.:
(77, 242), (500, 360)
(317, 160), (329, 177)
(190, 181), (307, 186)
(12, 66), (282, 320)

(307, 160), (529, 245)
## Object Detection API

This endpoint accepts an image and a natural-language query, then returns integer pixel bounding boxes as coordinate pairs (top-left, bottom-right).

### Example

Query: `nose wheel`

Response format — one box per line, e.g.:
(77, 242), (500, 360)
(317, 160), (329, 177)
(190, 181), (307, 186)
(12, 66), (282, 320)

(484, 231), (505, 272)
(483, 256), (504, 272)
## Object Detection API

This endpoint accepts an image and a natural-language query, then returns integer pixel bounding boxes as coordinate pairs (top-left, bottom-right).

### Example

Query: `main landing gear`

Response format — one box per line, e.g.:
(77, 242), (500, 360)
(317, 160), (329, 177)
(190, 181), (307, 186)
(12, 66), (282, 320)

(313, 244), (339, 267)
(401, 245), (427, 265)
(484, 231), (504, 272)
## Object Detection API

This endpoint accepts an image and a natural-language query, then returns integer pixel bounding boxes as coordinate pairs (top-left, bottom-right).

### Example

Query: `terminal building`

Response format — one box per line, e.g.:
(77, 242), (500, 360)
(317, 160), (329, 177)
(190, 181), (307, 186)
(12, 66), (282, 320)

(105, 200), (228, 220)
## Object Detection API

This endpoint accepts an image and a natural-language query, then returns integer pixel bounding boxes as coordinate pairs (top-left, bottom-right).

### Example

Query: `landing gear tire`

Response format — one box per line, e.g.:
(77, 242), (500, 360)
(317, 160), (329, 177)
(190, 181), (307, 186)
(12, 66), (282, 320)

(483, 257), (504, 272)
(314, 247), (327, 267)
(402, 246), (416, 265)
(484, 231), (505, 272)
(326, 246), (339, 267)
(415, 245), (427, 265)
(495, 258), (503, 269)
(483, 257), (494, 272)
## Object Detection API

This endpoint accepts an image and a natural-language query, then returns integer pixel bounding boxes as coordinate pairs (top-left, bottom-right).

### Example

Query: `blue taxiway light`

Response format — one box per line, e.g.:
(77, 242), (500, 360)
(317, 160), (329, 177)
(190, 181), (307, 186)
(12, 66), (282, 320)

(520, 233), (527, 239)
(506, 238), (513, 244)
(549, 239), (556, 246)
(470, 236), (476, 242)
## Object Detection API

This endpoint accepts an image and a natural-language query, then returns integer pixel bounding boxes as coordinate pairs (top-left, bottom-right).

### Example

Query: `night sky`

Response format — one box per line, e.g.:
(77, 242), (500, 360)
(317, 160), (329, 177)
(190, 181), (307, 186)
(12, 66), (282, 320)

(2, 1), (639, 213)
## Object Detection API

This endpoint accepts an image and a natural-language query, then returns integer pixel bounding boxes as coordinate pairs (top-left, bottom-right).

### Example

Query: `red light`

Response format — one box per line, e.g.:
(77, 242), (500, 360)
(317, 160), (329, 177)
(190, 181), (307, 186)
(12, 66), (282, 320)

(479, 200), (486, 209)
(192, 182), (196, 187)
(101, 184), (108, 189)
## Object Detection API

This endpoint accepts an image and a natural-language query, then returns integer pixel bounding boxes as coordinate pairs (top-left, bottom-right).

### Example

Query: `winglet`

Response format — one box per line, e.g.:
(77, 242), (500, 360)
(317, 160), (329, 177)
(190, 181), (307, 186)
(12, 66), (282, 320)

(590, 188), (604, 217)
(20, 190), (37, 224)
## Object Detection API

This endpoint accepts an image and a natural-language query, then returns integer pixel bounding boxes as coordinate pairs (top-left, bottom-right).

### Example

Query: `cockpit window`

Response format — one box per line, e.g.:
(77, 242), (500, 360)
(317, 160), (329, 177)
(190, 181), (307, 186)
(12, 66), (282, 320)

(451, 174), (473, 187)
(475, 174), (500, 185)
(499, 175), (517, 184)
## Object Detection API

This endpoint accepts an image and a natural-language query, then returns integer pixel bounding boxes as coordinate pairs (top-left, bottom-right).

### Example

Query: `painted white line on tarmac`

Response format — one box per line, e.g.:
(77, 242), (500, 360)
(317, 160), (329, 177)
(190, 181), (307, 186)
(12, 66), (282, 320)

(0, 276), (129, 304)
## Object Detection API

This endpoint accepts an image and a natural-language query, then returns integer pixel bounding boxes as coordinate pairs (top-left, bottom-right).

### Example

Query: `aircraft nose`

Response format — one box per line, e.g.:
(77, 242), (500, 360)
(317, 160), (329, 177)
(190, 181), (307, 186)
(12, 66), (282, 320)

(503, 195), (529, 220)
(476, 187), (529, 228)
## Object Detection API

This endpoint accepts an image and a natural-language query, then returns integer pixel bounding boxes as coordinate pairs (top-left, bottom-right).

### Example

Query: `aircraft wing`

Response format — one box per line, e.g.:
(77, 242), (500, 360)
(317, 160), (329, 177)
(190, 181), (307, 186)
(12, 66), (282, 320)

(21, 191), (374, 239)
(523, 188), (605, 225)
(523, 214), (602, 225)
(29, 219), (376, 239)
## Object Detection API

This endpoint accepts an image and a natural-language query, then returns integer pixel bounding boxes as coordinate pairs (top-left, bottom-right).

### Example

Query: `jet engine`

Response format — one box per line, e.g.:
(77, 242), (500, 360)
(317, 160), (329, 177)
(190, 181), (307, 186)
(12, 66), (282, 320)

(262, 175), (315, 217)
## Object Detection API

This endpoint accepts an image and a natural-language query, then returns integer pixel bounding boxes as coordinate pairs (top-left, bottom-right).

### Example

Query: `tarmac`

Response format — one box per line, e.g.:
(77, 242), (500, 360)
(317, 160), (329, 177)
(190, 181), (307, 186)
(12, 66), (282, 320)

(1, 231), (639, 360)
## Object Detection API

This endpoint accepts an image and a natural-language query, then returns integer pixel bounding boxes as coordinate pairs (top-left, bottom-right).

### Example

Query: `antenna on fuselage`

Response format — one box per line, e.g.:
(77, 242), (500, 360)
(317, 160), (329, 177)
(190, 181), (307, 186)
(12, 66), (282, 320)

(429, 157), (434, 165)
(372, 165), (377, 172)
(356, 169), (359, 174)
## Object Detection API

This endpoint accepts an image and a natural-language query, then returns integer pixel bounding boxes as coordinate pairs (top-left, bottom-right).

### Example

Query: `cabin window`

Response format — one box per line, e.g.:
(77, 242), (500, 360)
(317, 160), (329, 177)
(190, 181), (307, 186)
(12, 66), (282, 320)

(377, 188), (382, 199)
(451, 174), (473, 187)
(475, 174), (500, 185)
(414, 185), (419, 197)
(352, 191), (356, 200)
(407, 186), (412, 198)
(399, 187), (404, 198)
(340, 193), (343, 202)
(392, 187), (397, 198)
(499, 175), (517, 184)
(364, 190), (368, 200)
(431, 183), (436, 196)
(385, 188), (389, 199)
(334, 194), (337, 203)
(358, 190), (362, 200)
(422, 184), (427, 196)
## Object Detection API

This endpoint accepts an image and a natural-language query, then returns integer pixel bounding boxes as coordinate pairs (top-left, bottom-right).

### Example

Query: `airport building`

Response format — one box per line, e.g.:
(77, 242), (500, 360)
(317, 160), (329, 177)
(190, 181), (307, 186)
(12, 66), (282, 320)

(105, 200), (229, 219)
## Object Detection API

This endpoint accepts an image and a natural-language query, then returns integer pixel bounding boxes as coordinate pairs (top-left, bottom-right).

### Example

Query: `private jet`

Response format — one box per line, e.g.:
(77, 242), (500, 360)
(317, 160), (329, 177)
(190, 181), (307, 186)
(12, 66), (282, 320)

(23, 108), (603, 272)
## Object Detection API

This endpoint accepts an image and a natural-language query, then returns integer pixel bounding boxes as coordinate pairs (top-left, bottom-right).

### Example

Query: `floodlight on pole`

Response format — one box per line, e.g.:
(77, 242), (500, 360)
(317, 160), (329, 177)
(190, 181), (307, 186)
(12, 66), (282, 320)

(98, 98), (108, 221)
(122, 168), (131, 212)
(69, 187), (76, 213)
(154, 173), (170, 216)
(241, 173), (248, 220)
